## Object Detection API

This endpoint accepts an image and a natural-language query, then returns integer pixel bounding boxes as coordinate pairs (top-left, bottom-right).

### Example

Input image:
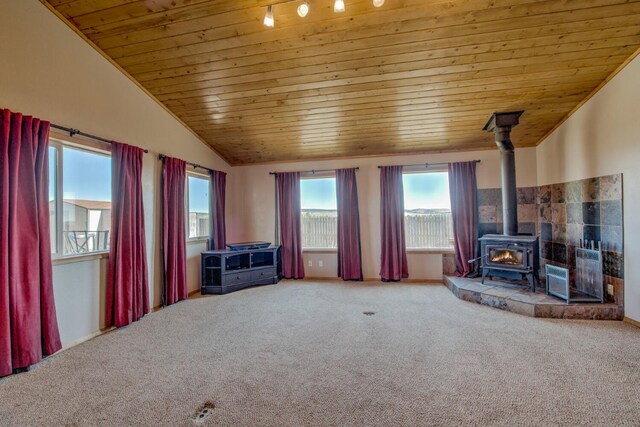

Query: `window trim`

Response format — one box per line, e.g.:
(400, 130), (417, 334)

(402, 169), (454, 251)
(49, 137), (112, 260)
(186, 170), (211, 241)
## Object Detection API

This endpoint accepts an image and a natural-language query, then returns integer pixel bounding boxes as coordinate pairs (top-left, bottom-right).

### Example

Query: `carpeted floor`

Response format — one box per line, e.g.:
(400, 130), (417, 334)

(0, 280), (639, 426)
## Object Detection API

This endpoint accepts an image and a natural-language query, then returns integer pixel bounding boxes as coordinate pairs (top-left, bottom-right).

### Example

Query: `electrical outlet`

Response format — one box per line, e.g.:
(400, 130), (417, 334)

(308, 260), (313, 267)
(319, 260), (324, 267)
(607, 284), (614, 296)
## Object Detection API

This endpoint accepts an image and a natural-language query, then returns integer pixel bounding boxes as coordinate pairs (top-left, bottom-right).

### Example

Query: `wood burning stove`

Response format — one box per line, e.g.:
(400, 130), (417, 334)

(479, 234), (540, 291)
(475, 111), (540, 291)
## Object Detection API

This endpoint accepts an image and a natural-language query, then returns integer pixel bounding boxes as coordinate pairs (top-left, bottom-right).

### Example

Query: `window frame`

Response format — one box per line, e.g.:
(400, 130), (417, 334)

(300, 173), (338, 250)
(401, 167), (454, 252)
(185, 169), (211, 242)
(48, 136), (112, 260)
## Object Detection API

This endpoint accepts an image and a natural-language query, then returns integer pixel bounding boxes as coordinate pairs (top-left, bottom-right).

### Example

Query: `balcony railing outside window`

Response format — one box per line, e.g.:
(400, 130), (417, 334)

(63, 230), (110, 254)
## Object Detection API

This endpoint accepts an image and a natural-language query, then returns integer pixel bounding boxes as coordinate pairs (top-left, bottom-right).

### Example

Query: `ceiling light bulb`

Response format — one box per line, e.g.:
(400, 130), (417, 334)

(334, 0), (345, 13)
(264, 5), (274, 27)
(297, 2), (309, 17)
(373, 0), (385, 7)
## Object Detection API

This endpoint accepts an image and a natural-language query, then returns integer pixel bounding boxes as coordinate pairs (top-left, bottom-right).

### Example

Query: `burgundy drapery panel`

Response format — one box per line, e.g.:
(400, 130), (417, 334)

(448, 161), (478, 277)
(209, 170), (226, 250)
(162, 157), (187, 306)
(0, 109), (61, 377)
(379, 166), (408, 281)
(336, 168), (363, 281)
(277, 172), (305, 279)
(106, 141), (149, 327)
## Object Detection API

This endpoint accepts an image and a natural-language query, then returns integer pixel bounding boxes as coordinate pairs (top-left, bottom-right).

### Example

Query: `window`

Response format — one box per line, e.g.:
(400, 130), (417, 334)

(49, 140), (112, 256)
(300, 177), (337, 249)
(187, 173), (210, 239)
(402, 171), (453, 249)
(48, 146), (57, 253)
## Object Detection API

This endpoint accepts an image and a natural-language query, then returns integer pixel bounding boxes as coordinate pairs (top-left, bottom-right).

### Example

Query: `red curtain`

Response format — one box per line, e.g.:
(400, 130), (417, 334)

(448, 161), (478, 277)
(209, 170), (226, 250)
(162, 157), (187, 306)
(0, 109), (61, 377)
(379, 166), (408, 281)
(106, 141), (149, 328)
(336, 168), (363, 281)
(277, 172), (305, 279)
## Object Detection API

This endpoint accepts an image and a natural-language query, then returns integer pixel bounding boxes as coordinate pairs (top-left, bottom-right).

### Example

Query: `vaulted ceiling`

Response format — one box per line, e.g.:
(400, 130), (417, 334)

(43, 0), (640, 165)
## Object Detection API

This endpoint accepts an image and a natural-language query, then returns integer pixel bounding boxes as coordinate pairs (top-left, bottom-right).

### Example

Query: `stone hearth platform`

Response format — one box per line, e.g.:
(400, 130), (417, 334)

(444, 275), (623, 320)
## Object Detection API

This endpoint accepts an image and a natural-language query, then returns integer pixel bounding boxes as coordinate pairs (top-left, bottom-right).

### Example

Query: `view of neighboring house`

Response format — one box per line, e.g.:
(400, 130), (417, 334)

(49, 199), (111, 254)
(188, 211), (209, 239)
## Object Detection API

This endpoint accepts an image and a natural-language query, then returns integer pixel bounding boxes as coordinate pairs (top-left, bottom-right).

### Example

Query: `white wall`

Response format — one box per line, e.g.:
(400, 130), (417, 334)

(0, 0), (237, 347)
(232, 147), (538, 280)
(536, 52), (640, 322)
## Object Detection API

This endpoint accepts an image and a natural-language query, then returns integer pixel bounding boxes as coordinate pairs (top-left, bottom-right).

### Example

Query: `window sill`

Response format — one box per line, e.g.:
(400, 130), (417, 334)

(303, 248), (337, 254)
(52, 251), (109, 266)
(187, 238), (209, 246)
(406, 248), (455, 255)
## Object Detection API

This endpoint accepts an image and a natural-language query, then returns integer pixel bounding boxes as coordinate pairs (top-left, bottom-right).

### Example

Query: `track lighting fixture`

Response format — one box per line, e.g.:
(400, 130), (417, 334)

(263, 0), (386, 29)
(297, 2), (309, 17)
(263, 5), (275, 27)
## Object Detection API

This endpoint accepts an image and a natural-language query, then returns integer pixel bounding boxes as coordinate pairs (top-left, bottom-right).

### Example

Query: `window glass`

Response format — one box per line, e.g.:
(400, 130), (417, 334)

(402, 172), (453, 249)
(188, 174), (210, 239)
(300, 177), (337, 249)
(62, 146), (111, 255)
(48, 146), (57, 253)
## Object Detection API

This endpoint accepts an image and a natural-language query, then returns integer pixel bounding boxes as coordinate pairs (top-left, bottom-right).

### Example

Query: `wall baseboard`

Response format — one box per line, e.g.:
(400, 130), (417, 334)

(623, 316), (640, 329)
(362, 278), (443, 283)
(58, 330), (108, 354)
(303, 277), (444, 284)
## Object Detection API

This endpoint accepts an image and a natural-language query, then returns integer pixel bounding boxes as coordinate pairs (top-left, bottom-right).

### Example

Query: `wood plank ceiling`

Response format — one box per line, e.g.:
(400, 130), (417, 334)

(43, 0), (640, 165)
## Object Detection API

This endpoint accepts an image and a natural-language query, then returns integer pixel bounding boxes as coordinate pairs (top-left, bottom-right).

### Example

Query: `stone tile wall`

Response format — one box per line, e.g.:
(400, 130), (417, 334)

(477, 187), (539, 237)
(473, 174), (624, 305)
(538, 174), (624, 304)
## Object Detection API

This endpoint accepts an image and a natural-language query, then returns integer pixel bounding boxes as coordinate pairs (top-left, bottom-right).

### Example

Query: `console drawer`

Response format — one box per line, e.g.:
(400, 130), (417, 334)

(222, 271), (252, 286)
(251, 267), (276, 282)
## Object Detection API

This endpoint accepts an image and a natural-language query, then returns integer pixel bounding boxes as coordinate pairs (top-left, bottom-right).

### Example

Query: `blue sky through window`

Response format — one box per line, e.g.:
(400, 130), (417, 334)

(62, 147), (111, 201)
(403, 172), (451, 210)
(300, 178), (337, 210)
(188, 175), (210, 213)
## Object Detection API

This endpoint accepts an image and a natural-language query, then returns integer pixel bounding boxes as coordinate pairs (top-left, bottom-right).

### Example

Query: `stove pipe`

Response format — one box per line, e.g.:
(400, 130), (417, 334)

(483, 111), (524, 236)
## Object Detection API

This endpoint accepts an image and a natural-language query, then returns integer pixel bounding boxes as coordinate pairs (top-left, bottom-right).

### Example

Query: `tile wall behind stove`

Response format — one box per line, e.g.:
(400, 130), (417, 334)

(477, 186), (539, 238)
(475, 174), (623, 305)
(538, 174), (624, 304)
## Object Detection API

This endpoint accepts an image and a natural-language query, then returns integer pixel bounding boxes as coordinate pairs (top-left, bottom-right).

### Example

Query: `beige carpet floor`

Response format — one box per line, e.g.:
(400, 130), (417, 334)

(0, 280), (639, 426)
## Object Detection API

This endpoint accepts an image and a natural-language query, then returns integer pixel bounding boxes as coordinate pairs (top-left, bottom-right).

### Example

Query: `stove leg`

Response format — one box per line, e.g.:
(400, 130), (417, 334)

(526, 273), (534, 292)
(481, 269), (488, 284)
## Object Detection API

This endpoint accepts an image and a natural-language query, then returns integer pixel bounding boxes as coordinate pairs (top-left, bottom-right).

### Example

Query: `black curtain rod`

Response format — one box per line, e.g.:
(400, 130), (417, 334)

(50, 123), (149, 153)
(269, 167), (359, 176)
(377, 160), (481, 169)
(159, 154), (214, 174)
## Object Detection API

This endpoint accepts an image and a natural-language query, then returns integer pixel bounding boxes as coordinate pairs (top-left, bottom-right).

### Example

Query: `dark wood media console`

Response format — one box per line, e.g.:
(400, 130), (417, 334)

(201, 246), (281, 294)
